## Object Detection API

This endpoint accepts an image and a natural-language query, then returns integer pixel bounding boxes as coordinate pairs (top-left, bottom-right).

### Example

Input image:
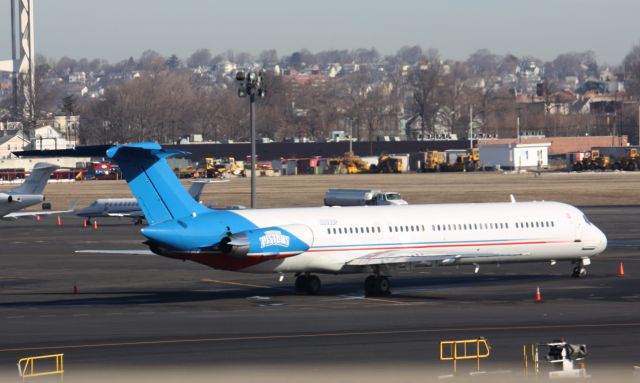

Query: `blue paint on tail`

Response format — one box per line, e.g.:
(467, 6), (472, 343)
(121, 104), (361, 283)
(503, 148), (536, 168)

(107, 143), (208, 225)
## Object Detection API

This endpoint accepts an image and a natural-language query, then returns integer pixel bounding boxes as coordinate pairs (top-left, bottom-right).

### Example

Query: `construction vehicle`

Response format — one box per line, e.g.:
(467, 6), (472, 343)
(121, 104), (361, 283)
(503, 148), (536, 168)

(328, 153), (370, 174)
(370, 155), (403, 173)
(444, 148), (480, 172)
(572, 149), (610, 171)
(410, 151), (445, 172)
(205, 157), (245, 178)
(324, 189), (408, 206)
(609, 147), (640, 171)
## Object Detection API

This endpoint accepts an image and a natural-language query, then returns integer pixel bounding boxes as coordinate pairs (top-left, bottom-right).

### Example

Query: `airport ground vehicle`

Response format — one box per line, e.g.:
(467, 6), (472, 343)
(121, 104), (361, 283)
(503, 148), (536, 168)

(323, 189), (408, 206)
(572, 149), (610, 171)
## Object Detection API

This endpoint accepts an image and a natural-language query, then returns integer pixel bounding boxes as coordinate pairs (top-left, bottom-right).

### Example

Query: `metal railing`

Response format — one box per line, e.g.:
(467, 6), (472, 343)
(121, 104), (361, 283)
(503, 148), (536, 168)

(17, 354), (64, 382)
(440, 338), (491, 372)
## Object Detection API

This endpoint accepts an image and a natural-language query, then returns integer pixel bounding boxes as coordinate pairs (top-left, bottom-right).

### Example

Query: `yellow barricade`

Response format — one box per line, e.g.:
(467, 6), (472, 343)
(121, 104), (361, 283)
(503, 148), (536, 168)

(17, 354), (64, 382)
(440, 338), (490, 372)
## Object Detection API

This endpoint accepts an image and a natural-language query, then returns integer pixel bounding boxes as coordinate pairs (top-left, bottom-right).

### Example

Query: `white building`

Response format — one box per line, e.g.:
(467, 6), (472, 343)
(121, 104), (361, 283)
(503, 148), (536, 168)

(31, 125), (76, 150)
(0, 130), (30, 159)
(479, 143), (551, 170)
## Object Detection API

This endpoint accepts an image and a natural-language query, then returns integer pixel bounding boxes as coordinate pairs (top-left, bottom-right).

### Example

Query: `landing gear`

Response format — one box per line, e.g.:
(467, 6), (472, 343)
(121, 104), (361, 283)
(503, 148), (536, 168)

(295, 273), (321, 295)
(571, 259), (588, 278)
(364, 275), (391, 296)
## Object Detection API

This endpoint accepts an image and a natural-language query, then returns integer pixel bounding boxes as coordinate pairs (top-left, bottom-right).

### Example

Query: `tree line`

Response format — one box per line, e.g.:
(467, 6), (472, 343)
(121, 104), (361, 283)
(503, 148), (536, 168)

(2, 44), (640, 144)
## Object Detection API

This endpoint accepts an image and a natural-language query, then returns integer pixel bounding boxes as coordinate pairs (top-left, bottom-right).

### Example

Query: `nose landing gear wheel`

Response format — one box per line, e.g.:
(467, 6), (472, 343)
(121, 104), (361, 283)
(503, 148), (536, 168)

(572, 266), (587, 278)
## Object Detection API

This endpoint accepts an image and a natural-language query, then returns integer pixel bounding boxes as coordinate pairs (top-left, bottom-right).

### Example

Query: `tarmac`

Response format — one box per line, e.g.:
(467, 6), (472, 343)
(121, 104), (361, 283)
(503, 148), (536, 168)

(0, 206), (639, 382)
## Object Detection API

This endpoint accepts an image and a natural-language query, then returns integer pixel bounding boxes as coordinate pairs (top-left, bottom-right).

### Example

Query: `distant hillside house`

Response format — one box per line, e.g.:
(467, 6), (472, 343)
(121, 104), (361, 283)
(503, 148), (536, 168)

(0, 130), (30, 159)
(31, 125), (76, 150)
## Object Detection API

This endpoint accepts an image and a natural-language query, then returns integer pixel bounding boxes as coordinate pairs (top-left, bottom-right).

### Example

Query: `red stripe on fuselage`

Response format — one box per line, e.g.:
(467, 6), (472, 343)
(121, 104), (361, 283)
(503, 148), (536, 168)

(177, 240), (568, 271)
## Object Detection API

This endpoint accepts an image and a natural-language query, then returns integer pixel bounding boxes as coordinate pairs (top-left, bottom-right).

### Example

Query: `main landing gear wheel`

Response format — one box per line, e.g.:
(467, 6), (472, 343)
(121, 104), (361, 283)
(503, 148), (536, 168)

(295, 274), (321, 295)
(364, 275), (391, 296)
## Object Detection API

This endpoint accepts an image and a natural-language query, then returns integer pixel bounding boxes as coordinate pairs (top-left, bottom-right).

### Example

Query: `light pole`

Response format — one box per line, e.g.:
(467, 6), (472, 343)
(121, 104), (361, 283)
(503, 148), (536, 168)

(236, 69), (266, 209)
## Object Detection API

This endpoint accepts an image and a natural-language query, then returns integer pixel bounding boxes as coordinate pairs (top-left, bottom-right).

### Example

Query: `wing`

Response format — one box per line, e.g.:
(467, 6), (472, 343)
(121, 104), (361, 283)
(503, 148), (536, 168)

(346, 248), (528, 267)
(107, 211), (144, 218)
(3, 200), (78, 219)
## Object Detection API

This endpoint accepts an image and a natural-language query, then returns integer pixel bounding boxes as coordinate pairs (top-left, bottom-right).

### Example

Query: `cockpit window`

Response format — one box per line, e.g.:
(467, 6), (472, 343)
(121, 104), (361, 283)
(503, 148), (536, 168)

(583, 214), (592, 225)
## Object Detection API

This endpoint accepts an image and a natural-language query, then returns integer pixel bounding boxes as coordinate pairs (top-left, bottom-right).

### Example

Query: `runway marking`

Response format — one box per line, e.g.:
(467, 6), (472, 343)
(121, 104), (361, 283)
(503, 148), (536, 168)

(200, 278), (271, 289)
(72, 314), (89, 317)
(3, 322), (640, 354)
(6, 316), (24, 319)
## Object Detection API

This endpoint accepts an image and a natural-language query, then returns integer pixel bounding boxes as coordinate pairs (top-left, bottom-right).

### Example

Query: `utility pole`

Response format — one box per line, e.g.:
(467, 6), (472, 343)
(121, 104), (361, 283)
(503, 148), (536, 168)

(469, 105), (473, 149)
(236, 69), (266, 209)
(516, 108), (521, 144)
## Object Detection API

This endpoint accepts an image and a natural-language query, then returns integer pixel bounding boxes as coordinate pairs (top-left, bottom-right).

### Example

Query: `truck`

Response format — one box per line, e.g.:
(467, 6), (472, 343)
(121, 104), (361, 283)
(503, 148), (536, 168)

(323, 189), (408, 206)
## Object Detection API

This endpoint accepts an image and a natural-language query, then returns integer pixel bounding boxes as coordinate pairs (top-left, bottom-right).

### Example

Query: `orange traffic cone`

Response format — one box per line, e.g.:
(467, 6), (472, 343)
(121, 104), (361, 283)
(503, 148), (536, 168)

(93, 220), (98, 230)
(83, 219), (87, 228)
(36, 215), (41, 221)
(57, 216), (62, 226)
(619, 262), (625, 277)
(73, 282), (78, 295)
(535, 286), (543, 303)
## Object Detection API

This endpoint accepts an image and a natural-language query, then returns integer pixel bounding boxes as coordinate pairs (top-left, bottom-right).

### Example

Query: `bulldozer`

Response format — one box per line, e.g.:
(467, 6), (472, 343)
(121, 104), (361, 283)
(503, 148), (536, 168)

(205, 157), (245, 178)
(572, 149), (610, 171)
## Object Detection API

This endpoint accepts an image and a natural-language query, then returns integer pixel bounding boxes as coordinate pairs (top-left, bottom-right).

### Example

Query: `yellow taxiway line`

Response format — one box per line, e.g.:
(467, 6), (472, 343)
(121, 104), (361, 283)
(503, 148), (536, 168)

(2, 322), (640, 354)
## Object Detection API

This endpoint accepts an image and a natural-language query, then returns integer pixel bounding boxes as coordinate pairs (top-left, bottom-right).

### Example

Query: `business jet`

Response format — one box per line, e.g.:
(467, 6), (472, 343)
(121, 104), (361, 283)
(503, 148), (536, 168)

(81, 143), (607, 296)
(0, 162), (76, 220)
(76, 179), (212, 225)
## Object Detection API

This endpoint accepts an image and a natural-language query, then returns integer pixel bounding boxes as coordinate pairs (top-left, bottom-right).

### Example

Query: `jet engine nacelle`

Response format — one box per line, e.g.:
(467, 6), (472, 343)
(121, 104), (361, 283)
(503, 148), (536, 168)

(1, 193), (44, 204)
(220, 224), (314, 258)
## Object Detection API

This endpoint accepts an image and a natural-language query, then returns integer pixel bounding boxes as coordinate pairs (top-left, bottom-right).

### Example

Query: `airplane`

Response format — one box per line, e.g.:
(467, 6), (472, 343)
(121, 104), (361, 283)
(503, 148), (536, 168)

(80, 143), (608, 296)
(76, 179), (213, 225)
(0, 162), (76, 220)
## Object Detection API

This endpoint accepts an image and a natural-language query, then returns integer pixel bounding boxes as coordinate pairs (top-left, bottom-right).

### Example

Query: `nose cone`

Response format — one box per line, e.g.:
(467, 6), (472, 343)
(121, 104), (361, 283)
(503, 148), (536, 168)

(595, 226), (608, 253)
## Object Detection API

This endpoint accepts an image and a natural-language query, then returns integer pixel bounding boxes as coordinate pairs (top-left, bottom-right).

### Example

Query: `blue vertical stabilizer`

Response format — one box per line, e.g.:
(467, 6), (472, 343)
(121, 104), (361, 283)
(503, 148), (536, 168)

(107, 143), (208, 225)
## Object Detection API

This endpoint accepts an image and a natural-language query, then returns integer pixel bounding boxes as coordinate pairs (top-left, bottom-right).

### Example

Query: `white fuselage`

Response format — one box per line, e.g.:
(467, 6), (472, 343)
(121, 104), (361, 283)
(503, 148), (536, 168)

(229, 201), (607, 274)
(77, 198), (140, 218)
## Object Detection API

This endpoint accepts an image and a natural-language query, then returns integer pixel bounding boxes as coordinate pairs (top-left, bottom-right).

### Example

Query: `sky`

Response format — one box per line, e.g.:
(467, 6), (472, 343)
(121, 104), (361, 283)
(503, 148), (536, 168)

(1, 0), (639, 65)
